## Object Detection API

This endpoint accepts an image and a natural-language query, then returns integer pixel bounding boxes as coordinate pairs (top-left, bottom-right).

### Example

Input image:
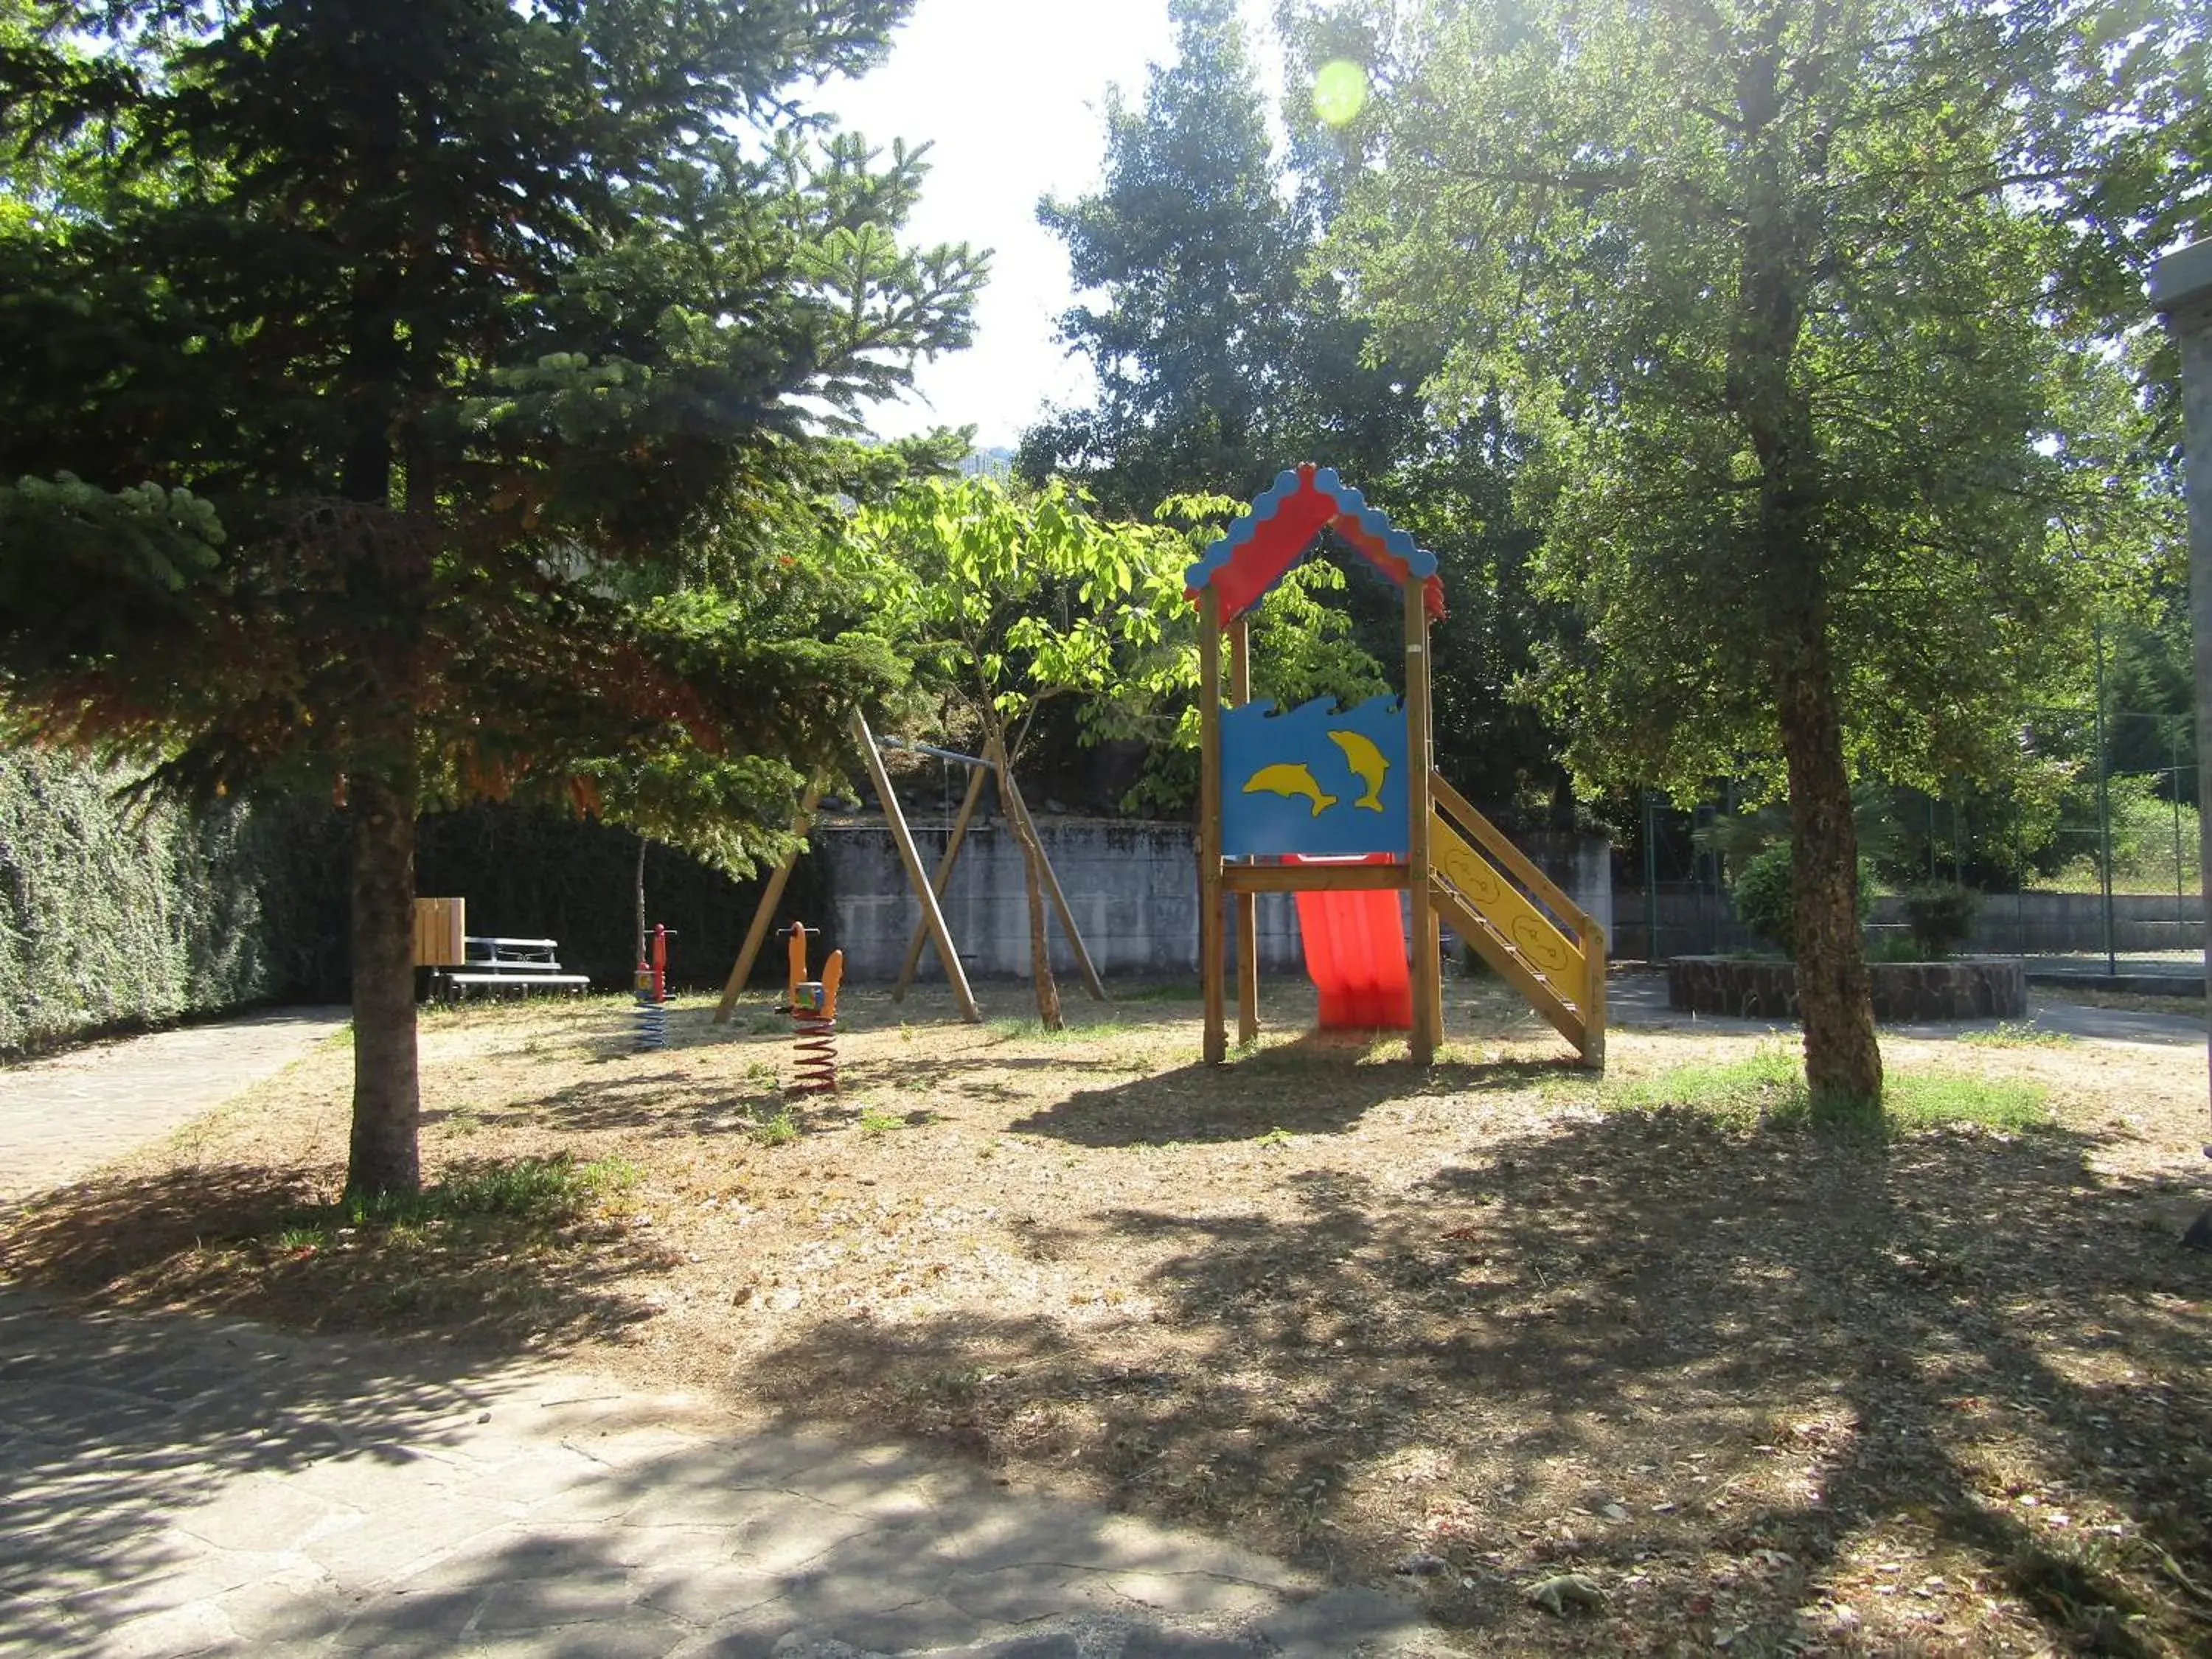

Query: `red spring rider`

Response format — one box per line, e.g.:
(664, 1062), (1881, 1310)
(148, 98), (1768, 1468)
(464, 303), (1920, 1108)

(634, 923), (675, 1051)
(783, 922), (843, 1093)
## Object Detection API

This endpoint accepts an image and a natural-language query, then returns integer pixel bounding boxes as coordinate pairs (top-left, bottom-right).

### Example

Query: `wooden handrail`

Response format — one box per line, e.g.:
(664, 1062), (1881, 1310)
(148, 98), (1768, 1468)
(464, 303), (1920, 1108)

(1429, 771), (1597, 938)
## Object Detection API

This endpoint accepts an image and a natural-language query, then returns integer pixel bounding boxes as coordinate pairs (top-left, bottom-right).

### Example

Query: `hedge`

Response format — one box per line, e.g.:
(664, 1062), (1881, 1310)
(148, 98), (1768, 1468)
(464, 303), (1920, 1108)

(0, 748), (348, 1055)
(2, 745), (830, 1054)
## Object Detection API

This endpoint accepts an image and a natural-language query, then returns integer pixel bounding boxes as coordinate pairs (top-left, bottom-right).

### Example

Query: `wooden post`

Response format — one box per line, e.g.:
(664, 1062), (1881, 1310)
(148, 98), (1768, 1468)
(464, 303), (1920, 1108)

(1581, 919), (1608, 1070)
(993, 741), (1109, 1002)
(1405, 582), (1439, 1063)
(1228, 614), (1259, 1046)
(1199, 586), (1227, 1064)
(891, 759), (990, 1002)
(853, 709), (981, 1023)
(714, 780), (821, 1023)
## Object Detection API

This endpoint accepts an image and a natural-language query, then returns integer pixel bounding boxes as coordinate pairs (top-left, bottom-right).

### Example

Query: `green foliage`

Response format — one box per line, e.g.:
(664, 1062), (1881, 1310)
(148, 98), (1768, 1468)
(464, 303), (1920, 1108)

(1901, 886), (1980, 961)
(1332, 0), (2169, 805)
(1029, 1), (1567, 818)
(1866, 935), (1932, 964)
(846, 476), (1382, 811)
(2043, 772), (2202, 895)
(1020, 0), (1310, 510)
(0, 745), (342, 1054)
(1732, 847), (1871, 959)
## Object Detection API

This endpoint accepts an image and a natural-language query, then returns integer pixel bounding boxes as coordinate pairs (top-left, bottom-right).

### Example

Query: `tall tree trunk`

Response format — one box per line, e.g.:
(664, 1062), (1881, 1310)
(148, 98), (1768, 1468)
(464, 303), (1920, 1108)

(347, 765), (420, 1196)
(1725, 14), (1879, 1115)
(1777, 640), (1882, 1114)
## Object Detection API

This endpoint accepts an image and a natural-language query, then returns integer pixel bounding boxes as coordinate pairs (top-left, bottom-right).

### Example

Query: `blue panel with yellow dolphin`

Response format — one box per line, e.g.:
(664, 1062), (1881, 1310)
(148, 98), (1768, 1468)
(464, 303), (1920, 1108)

(1220, 694), (1409, 857)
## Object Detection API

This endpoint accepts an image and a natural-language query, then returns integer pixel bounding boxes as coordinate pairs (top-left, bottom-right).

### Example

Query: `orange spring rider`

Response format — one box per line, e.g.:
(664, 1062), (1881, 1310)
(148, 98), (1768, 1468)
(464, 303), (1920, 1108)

(784, 922), (843, 1094)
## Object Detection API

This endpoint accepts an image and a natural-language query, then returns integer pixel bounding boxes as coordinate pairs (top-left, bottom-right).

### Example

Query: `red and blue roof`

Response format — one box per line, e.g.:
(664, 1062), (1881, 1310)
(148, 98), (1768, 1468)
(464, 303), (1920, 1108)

(1184, 464), (1445, 624)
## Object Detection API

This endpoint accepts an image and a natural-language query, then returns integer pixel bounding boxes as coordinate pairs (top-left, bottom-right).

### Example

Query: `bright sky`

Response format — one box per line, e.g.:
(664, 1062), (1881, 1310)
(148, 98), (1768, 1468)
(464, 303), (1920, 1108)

(815, 0), (1281, 451)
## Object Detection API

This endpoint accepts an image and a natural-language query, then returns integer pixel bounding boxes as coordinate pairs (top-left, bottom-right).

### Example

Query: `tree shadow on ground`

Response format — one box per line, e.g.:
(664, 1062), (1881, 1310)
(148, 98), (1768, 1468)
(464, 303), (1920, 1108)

(737, 1096), (2212, 1653)
(0, 1282), (1294, 1658)
(1006, 1037), (1520, 1147)
(0, 1164), (658, 1346)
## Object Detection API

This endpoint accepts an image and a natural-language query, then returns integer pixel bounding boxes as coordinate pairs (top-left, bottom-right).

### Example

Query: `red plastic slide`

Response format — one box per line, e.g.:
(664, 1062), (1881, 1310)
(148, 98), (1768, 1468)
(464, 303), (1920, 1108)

(1290, 858), (1412, 1030)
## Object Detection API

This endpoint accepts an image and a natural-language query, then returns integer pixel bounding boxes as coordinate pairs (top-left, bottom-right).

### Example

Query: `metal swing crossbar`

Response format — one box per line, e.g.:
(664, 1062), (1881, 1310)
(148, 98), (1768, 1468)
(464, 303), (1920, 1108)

(876, 735), (991, 770)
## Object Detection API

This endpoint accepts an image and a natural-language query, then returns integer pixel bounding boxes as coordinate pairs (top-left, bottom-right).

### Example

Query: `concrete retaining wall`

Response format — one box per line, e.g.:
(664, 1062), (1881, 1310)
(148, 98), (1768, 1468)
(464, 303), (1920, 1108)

(1615, 888), (2202, 962)
(815, 818), (1613, 982)
(1667, 955), (2028, 1022)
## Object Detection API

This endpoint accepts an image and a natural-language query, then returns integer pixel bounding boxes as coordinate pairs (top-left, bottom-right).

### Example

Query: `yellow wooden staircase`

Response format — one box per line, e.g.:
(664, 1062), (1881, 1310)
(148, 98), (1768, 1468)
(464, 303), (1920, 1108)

(1427, 772), (1607, 1065)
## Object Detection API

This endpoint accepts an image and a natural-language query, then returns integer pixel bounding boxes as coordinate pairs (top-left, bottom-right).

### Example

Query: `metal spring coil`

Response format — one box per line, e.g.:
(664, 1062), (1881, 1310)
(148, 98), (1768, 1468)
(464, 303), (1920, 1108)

(633, 993), (669, 1052)
(788, 1013), (838, 1093)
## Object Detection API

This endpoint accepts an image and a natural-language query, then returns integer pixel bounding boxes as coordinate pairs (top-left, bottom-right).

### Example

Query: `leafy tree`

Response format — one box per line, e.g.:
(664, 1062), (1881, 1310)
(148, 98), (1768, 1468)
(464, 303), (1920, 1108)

(847, 477), (1384, 1026)
(1031, 0), (1572, 821)
(0, 0), (983, 1194)
(848, 477), (1194, 1029)
(1020, 0), (1305, 512)
(1324, 0), (2171, 1112)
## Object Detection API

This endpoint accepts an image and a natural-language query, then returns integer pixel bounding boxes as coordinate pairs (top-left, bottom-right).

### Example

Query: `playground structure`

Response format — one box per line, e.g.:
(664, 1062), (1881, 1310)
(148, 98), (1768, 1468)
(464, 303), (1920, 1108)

(712, 709), (1102, 1026)
(1191, 465), (1608, 1067)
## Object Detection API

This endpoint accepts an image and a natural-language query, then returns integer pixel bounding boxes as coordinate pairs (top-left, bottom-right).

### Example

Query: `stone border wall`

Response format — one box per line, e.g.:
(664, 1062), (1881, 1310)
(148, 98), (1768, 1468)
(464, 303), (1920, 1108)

(1666, 956), (2026, 1022)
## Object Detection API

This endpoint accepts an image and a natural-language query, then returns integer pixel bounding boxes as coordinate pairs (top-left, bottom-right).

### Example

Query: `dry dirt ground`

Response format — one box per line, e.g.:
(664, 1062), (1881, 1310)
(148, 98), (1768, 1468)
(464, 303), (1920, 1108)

(5, 975), (2211, 1658)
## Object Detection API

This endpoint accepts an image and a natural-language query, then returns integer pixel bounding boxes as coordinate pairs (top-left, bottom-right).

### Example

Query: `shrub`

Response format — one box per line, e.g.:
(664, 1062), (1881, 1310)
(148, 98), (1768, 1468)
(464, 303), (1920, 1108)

(1731, 844), (1873, 959)
(1901, 883), (1979, 959)
(0, 745), (347, 1054)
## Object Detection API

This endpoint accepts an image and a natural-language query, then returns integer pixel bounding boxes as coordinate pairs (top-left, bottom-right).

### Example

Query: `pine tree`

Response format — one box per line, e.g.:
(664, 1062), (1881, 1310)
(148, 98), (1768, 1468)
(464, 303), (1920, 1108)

(0, 0), (982, 1193)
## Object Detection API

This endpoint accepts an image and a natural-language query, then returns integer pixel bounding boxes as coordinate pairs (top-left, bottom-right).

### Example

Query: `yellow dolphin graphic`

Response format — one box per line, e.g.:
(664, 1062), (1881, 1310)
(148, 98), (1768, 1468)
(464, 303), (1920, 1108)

(1243, 762), (1337, 817)
(1328, 730), (1390, 811)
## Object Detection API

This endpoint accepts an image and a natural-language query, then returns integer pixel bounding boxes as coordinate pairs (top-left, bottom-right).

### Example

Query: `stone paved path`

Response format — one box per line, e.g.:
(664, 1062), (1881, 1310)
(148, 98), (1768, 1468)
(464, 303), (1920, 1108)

(0, 1007), (351, 1202)
(0, 1290), (1432, 1658)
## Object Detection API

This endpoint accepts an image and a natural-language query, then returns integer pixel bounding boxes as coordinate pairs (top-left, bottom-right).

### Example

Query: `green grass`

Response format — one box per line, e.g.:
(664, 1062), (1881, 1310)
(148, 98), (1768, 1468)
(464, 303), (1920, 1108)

(858, 1107), (906, 1137)
(1613, 1043), (2051, 1134)
(752, 1104), (802, 1147)
(1882, 1073), (2051, 1132)
(335, 1152), (636, 1228)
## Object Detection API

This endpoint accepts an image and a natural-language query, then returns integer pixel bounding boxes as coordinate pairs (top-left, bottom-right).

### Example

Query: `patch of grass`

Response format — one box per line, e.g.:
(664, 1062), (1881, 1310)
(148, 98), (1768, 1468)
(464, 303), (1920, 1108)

(1611, 1044), (1804, 1121)
(336, 1152), (636, 1228)
(1959, 1020), (2080, 1049)
(858, 1107), (906, 1137)
(987, 1015), (1153, 1043)
(1254, 1126), (1298, 1150)
(1884, 1072), (2051, 1132)
(1614, 1045), (2050, 1135)
(751, 1104), (802, 1147)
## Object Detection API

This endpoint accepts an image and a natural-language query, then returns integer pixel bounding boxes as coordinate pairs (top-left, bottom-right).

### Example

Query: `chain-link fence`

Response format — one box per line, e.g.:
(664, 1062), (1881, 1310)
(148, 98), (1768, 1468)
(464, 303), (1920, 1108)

(1614, 710), (2202, 966)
